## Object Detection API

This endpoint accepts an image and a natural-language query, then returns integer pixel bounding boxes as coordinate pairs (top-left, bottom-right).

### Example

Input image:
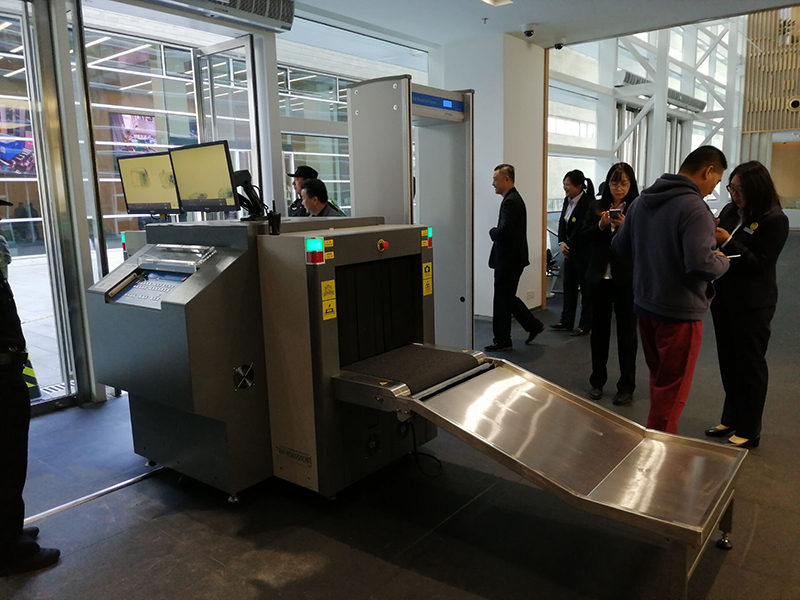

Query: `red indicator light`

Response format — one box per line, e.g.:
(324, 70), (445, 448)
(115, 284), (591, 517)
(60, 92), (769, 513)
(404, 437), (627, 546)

(377, 239), (389, 251)
(306, 250), (325, 264)
(427, 237), (433, 248)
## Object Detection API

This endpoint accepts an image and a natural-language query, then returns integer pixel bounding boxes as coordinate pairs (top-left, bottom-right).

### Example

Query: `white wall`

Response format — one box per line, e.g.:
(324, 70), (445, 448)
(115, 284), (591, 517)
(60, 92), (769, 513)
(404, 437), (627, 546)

(430, 34), (547, 317)
(504, 36), (546, 313)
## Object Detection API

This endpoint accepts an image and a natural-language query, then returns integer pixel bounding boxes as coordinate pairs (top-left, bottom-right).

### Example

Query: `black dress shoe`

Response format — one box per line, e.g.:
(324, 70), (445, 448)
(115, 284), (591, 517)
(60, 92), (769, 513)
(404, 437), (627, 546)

(484, 342), (512, 352)
(612, 392), (633, 406)
(525, 324), (545, 345)
(705, 425), (734, 438)
(22, 526), (40, 540)
(0, 547), (60, 576)
(724, 435), (760, 449)
(570, 327), (589, 337)
(550, 322), (570, 330)
(589, 387), (603, 400)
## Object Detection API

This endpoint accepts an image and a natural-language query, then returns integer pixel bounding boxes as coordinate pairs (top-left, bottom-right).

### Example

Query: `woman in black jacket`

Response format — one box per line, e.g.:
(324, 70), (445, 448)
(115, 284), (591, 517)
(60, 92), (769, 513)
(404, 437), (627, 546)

(706, 161), (789, 448)
(579, 163), (639, 405)
(551, 170), (595, 336)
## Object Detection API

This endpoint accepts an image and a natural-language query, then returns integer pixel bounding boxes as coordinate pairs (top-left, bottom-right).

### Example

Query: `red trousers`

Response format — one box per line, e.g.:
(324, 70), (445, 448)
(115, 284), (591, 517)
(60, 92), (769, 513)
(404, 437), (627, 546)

(638, 316), (703, 434)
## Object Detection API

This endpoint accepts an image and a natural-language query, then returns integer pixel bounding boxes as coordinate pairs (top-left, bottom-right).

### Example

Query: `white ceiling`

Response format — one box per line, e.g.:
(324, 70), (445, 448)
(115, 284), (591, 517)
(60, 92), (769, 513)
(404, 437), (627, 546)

(295, 0), (797, 49)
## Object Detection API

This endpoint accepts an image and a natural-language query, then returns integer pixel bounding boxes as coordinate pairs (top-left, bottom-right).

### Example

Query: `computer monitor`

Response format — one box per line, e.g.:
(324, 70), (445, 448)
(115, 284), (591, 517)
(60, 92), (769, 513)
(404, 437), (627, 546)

(169, 141), (239, 212)
(118, 152), (182, 214)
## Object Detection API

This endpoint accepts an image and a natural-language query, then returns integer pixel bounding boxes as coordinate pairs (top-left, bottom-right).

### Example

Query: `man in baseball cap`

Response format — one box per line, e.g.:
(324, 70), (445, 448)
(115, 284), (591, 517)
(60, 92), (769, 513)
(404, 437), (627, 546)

(287, 166), (318, 217)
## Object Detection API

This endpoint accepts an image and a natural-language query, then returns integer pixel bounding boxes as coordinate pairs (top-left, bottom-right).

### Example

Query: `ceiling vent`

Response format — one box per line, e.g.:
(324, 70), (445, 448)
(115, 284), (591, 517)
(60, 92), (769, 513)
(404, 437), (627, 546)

(614, 70), (707, 113)
(146, 0), (294, 32)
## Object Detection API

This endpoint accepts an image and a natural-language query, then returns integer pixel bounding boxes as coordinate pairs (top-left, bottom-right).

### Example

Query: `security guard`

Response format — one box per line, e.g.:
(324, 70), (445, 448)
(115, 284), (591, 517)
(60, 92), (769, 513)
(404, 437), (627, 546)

(287, 165), (318, 217)
(0, 199), (60, 575)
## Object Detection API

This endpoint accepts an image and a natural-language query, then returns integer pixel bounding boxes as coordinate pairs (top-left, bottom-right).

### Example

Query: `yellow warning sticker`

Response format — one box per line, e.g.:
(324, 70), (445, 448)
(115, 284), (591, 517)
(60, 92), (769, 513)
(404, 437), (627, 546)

(322, 299), (337, 320)
(422, 262), (433, 280)
(423, 278), (433, 296)
(325, 251), (335, 260)
(324, 239), (334, 247)
(421, 229), (428, 237)
(321, 279), (336, 301)
(421, 239), (429, 248)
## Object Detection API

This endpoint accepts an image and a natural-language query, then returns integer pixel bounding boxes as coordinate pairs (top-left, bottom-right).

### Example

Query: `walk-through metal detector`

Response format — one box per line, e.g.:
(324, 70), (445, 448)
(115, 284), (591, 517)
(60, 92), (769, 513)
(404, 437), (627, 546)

(347, 76), (474, 350)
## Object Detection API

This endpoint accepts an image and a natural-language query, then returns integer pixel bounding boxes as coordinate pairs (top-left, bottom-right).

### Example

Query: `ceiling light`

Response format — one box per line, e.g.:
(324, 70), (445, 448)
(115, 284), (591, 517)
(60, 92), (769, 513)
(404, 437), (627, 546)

(4, 67), (25, 78)
(87, 43), (151, 68)
(0, 22), (12, 32)
(119, 80), (152, 91)
(10, 45), (23, 53)
(85, 36), (111, 48)
(481, 0), (513, 5)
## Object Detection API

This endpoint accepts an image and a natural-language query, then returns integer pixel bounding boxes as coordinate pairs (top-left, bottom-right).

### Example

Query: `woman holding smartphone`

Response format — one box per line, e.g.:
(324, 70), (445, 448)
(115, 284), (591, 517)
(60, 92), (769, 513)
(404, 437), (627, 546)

(706, 161), (789, 448)
(578, 163), (639, 405)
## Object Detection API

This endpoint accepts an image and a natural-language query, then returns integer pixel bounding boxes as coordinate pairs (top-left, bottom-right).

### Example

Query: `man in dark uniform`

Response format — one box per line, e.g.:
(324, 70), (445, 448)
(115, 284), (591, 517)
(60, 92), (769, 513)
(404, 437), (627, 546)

(1, 199), (60, 576)
(287, 165), (318, 217)
(301, 179), (344, 217)
(484, 164), (545, 352)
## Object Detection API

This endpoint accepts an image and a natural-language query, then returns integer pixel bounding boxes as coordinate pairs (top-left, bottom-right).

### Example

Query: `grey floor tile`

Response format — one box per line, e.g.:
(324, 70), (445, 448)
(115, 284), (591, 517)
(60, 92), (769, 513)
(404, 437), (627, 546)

(370, 570), (486, 600)
(4, 522), (220, 600)
(225, 528), (401, 600)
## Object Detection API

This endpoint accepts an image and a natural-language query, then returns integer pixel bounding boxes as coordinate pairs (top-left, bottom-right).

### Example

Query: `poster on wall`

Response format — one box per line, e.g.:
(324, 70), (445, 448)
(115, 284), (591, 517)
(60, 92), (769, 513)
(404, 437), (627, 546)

(110, 113), (158, 150)
(0, 106), (36, 176)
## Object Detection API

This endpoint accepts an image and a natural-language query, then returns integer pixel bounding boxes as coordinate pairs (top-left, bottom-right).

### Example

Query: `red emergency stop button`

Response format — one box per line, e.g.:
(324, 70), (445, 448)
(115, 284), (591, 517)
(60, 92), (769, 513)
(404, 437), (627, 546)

(377, 239), (389, 252)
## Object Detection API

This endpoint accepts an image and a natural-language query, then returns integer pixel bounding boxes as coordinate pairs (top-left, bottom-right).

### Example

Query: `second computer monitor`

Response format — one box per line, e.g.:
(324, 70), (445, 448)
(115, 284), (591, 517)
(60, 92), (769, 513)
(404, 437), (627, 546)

(169, 141), (239, 212)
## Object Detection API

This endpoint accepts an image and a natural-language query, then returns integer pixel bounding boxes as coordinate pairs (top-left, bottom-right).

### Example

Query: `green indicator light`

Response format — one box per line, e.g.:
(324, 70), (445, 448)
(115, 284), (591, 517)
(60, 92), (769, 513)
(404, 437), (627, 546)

(305, 238), (324, 252)
(427, 227), (433, 238)
(121, 232), (126, 243)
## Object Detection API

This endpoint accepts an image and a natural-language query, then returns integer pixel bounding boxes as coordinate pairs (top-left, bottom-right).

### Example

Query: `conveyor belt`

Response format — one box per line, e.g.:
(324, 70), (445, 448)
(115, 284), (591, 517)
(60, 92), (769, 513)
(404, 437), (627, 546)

(344, 345), (479, 395)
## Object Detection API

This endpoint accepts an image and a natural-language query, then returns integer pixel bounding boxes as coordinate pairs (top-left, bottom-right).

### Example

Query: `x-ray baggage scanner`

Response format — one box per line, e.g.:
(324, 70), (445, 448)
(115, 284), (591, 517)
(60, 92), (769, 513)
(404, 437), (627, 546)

(347, 76), (474, 350)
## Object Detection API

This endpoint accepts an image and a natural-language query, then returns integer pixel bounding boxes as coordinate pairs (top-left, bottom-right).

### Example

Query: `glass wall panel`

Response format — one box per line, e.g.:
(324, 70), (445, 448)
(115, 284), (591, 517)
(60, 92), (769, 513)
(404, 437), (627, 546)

(281, 134), (350, 213)
(0, 9), (69, 400)
(549, 86), (598, 149)
(84, 29), (198, 269)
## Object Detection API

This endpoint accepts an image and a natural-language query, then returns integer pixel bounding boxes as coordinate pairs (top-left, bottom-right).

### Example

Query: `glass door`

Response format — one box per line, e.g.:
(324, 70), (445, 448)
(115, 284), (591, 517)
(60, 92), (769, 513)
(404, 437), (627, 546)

(0, 4), (74, 405)
(193, 36), (261, 189)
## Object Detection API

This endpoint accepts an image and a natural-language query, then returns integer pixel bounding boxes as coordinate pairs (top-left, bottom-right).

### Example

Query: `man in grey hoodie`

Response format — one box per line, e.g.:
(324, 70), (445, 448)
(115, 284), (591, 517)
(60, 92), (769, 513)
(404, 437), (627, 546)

(612, 146), (730, 434)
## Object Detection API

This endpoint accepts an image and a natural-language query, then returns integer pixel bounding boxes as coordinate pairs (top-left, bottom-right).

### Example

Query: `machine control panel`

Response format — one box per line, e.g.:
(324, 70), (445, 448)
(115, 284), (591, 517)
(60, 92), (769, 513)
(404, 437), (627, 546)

(111, 271), (187, 310)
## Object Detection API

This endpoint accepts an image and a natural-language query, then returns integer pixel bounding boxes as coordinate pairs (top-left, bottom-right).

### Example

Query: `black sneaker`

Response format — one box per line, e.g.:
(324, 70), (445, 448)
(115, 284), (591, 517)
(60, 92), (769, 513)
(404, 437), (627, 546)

(589, 387), (603, 400)
(0, 547), (60, 576)
(550, 322), (570, 330)
(484, 342), (512, 352)
(612, 392), (633, 406)
(22, 527), (40, 540)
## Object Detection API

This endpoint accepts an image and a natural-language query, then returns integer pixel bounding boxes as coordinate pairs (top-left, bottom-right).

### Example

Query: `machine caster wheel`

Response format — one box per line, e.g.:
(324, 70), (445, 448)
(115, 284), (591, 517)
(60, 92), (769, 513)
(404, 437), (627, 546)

(177, 475), (186, 485)
(145, 460), (157, 467)
(716, 533), (733, 550)
(227, 494), (240, 504)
